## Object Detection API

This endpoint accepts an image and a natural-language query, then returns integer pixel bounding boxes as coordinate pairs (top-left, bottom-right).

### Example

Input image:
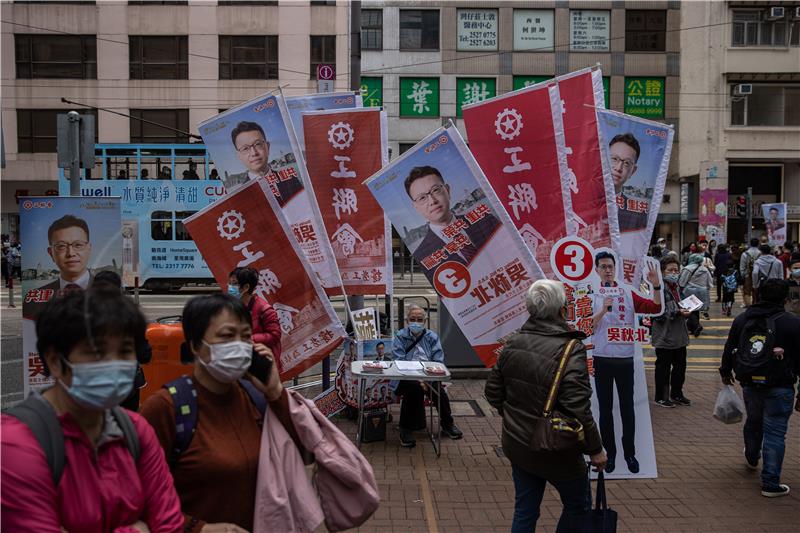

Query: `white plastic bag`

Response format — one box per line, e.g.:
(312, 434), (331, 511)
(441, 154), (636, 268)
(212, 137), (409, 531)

(713, 384), (745, 424)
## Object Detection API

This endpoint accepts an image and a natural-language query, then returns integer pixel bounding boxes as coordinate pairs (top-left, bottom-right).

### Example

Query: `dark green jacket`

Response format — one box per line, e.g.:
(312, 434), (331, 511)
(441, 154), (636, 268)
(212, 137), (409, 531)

(485, 317), (603, 480)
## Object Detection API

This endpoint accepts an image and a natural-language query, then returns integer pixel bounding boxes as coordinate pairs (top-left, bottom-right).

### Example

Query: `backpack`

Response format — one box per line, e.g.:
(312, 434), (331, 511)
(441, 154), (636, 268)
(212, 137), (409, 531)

(723, 271), (738, 292)
(734, 312), (784, 383)
(5, 395), (140, 486)
(756, 261), (777, 288)
(163, 375), (266, 467)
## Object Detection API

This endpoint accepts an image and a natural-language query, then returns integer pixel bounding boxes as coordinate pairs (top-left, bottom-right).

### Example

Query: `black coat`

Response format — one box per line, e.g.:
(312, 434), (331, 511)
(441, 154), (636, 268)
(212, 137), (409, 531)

(485, 317), (603, 480)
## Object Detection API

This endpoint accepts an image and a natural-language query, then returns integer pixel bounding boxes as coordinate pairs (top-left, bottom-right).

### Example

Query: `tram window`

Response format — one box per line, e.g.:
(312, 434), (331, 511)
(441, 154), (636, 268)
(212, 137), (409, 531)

(175, 210), (196, 241)
(139, 157), (163, 180)
(176, 157), (201, 180)
(106, 157), (134, 180)
(151, 210), (173, 240)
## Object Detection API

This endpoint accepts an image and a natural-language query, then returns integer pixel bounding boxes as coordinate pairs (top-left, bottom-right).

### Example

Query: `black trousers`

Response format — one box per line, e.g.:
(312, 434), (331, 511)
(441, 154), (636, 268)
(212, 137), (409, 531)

(396, 381), (453, 430)
(686, 311), (701, 335)
(593, 356), (635, 459)
(654, 347), (687, 401)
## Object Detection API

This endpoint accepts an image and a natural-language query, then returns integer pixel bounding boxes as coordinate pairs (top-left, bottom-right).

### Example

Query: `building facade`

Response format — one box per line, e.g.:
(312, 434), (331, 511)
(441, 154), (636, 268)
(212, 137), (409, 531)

(680, 1), (800, 247)
(360, 0), (682, 246)
(1, 0), (351, 238)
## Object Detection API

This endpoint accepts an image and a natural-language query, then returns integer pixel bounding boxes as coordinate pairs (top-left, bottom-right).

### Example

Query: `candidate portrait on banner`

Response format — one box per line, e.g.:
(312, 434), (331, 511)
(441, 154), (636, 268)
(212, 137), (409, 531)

(763, 203), (787, 246)
(404, 165), (500, 279)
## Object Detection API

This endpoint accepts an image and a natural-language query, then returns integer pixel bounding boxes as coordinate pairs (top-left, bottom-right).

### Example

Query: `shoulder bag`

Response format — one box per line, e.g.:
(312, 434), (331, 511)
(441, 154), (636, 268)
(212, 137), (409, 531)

(529, 338), (586, 453)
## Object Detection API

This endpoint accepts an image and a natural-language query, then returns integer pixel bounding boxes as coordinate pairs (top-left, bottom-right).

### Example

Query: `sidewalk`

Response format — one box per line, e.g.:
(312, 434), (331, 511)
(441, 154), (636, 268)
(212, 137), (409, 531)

(340, 371), (799, 532)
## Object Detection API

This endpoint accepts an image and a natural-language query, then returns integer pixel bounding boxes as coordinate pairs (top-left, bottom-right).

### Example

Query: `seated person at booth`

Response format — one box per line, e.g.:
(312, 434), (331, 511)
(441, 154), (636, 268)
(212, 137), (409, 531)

(391, 305), (463, 448)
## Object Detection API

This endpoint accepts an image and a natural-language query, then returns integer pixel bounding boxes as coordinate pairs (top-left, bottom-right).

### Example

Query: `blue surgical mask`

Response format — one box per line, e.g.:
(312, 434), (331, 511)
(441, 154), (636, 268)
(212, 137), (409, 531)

(227, 284), (240, 297)
(408, 322), (424, 334)
(791, 269), (800, 279)
(664, 274), (679, 285)
(58, 358), (138, 410)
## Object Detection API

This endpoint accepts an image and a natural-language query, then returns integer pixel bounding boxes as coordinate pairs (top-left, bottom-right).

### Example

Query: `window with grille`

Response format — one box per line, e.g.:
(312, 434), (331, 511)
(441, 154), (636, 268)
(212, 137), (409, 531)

(129, 36), (188, 79)
(400, 10), (440, 50)
(15, 34), (96, 79)
(730, 84), (800, 126)
(310, 35), (336, 79)
(219, 36), (278, 79)
(130, 109), (190, 143)
(625, 10), (666, 52)
(361, 9), (383, 50)
(17, 109), (97, 153)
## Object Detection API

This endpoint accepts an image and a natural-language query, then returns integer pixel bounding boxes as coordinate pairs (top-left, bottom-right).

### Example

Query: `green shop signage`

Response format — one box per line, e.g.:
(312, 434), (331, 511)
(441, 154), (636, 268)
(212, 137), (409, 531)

(360, 77), (383, 108)
(513, 76), (610, 108)
(456, 78), (496, 117)
(624, 77), (664, 118)
(400, 77), (440, 117)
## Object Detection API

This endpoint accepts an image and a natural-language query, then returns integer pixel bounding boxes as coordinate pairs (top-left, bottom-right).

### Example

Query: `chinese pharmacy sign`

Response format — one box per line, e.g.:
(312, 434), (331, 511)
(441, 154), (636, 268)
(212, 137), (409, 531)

(457, 78), (496, 117)
(400, 77), (440, 117)
(360, 77), (383, 108)
(624, 77), (665, 118)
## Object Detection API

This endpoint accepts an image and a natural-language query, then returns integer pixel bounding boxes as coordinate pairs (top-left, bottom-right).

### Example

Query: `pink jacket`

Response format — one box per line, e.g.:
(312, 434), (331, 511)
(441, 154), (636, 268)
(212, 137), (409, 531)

(253, 390), (379, 533)
(1, 409), (183, 533)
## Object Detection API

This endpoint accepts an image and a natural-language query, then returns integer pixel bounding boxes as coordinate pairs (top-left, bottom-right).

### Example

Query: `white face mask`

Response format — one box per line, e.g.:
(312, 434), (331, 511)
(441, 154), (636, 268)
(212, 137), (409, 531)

(200, 340), (252, 383)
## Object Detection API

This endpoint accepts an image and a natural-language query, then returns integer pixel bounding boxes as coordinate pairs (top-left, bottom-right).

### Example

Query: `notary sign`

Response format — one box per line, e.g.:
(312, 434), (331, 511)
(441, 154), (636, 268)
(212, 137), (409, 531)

(624, 77), (665, 119)
(456, 9), (498, 51)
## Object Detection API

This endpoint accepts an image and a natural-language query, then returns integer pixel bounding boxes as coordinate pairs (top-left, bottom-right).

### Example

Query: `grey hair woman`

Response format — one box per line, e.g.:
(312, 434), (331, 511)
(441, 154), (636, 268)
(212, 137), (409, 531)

(485, 279), (606, 533)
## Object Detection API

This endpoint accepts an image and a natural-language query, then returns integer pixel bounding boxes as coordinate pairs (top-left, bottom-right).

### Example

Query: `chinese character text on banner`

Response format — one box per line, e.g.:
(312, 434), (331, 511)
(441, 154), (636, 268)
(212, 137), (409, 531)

(198, 94), (344, 297)
(556, 67), (619, 251)
(462, 81), (573, 278)
(364, 126), (544, 367)
(597, 109), (674, 286)
(285, 91), (361, 154)
(183, 179), (345, 380)
(20, 197), (122, 396)
(303, 108), (392, 295)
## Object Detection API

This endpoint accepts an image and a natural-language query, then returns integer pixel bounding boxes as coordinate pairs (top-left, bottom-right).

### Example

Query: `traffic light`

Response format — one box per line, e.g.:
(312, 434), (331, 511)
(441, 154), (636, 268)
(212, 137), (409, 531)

(736, 195), (747, 217)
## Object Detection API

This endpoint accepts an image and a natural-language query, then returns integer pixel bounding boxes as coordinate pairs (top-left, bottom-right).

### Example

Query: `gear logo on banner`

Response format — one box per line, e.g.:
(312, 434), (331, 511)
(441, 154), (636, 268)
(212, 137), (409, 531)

(494, 108), (523, 141)
(328, 121), (355, 150)
(217, 210), (245, 240)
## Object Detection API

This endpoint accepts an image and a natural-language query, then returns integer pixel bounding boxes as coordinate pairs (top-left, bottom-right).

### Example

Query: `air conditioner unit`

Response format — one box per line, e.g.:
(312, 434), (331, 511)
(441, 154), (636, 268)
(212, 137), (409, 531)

(764, 7), (785, 20)
(793, 6), (800, 19)
(734, 84), (753, 96)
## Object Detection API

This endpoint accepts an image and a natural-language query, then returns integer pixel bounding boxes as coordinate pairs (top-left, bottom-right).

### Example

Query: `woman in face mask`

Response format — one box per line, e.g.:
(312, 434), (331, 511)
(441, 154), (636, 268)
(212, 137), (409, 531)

(679, 253), (714, 335)
(650, 256), (693, 408)
(139, 294), (299, 533)
(227, 267), (282, 382)
(1, 286), (183, 532)
(786, 253), (800, 317)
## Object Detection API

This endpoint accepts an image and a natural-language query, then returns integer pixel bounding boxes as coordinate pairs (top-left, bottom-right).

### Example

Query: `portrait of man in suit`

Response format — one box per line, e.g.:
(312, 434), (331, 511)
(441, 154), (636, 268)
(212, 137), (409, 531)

(609, 133), (649, 233)
(24, 214), (94, 320)
(405, 165), (500, 278)
(225, 121), (303, 205)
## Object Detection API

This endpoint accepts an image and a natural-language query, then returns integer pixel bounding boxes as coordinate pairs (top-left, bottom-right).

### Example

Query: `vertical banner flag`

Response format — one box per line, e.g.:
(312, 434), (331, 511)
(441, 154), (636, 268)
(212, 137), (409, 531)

(462, 81), (573, 278)
(556, 67), (619, 251)
(285, 91), (362, 154)
(198, 94), (344, 296)
(364, 126), (544, 367)
(20, 196), (122, 396)
(183, 179), (346, 380)
(302, 108), (392, 295)
(762, 202), (788, 246)
(597, 109), (674, 286)
(550, 236), (661, 479)
(350, 307), (379, 341)
(698, 161), (729, 244)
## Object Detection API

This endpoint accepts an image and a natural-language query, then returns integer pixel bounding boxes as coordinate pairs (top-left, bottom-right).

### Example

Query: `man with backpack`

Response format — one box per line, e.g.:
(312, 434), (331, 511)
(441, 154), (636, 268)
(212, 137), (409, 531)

(719, 279), (800, 498)
(752, 244), (784, 304)
(739, 238), (761, 307)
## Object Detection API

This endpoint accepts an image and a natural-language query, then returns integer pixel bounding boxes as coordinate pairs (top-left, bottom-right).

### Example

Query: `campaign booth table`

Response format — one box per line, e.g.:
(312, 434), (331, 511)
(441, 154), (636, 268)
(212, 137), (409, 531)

(351, 361), (452, 457)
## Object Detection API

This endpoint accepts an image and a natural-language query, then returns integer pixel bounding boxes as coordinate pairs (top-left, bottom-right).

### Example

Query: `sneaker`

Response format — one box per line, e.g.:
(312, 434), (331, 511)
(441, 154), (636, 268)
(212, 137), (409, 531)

(399, 428), (416, 448)
(744, 447), (759, 471)
(625, 456), (640, 474)
(702, 312), (710, 320)
(670, 396), (692, 406)
(761, 484), (790, 498)
(442, 423), (463, 440)
(655, 399), (676, 408)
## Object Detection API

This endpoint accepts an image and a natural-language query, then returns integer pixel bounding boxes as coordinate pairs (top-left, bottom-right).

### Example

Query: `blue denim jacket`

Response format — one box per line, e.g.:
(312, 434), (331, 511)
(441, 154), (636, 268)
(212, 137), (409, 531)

(390, 327), (444, 390)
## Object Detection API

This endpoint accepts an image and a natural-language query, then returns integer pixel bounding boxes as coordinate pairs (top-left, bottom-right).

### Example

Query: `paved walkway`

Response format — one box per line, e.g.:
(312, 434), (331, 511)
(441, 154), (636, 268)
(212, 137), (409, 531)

(342, 371), (799, 533)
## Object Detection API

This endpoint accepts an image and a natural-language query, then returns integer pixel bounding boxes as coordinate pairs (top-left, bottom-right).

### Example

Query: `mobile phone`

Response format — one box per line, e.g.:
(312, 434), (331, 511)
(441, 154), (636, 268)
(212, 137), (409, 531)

(248, 349), (273, 383)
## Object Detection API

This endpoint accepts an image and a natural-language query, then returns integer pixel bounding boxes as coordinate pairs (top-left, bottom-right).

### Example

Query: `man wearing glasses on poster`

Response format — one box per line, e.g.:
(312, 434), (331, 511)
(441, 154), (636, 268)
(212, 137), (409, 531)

(24, 215), (94, 320)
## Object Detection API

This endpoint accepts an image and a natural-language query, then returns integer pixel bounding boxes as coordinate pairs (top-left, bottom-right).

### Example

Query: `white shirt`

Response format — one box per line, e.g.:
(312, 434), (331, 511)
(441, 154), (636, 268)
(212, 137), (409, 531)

(59, 269), (91, 290)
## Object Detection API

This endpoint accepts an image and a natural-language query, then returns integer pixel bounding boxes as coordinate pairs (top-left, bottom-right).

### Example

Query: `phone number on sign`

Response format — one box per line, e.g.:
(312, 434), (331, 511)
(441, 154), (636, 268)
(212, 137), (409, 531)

(151, 263), (196, 270)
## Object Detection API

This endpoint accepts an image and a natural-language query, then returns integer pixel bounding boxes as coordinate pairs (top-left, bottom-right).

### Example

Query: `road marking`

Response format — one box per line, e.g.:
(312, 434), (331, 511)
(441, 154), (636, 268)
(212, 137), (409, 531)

(644, 356), (720, 363)
(415, 445), (439, 533)
(644, 344), (725, 350)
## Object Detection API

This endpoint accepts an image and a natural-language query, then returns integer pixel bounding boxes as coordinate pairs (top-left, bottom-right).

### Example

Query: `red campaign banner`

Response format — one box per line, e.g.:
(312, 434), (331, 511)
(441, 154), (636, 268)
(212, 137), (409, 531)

(183, 179), (346, 380)
(556, 68), (619, 251)
(302, 108), (392, 295)
(463, 82), (570, 278)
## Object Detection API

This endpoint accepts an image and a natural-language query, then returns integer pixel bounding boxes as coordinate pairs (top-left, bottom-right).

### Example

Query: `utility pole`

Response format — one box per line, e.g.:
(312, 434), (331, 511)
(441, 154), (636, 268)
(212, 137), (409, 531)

(68, 111), (81, 196)
(57, 110), (94, 197)
(746, 186), (753, 244)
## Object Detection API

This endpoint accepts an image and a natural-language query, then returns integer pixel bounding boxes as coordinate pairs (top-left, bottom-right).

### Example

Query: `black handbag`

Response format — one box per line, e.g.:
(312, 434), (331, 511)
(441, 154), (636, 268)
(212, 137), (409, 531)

(528, 339), (586, 453)
(583, 472), (618, 532)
